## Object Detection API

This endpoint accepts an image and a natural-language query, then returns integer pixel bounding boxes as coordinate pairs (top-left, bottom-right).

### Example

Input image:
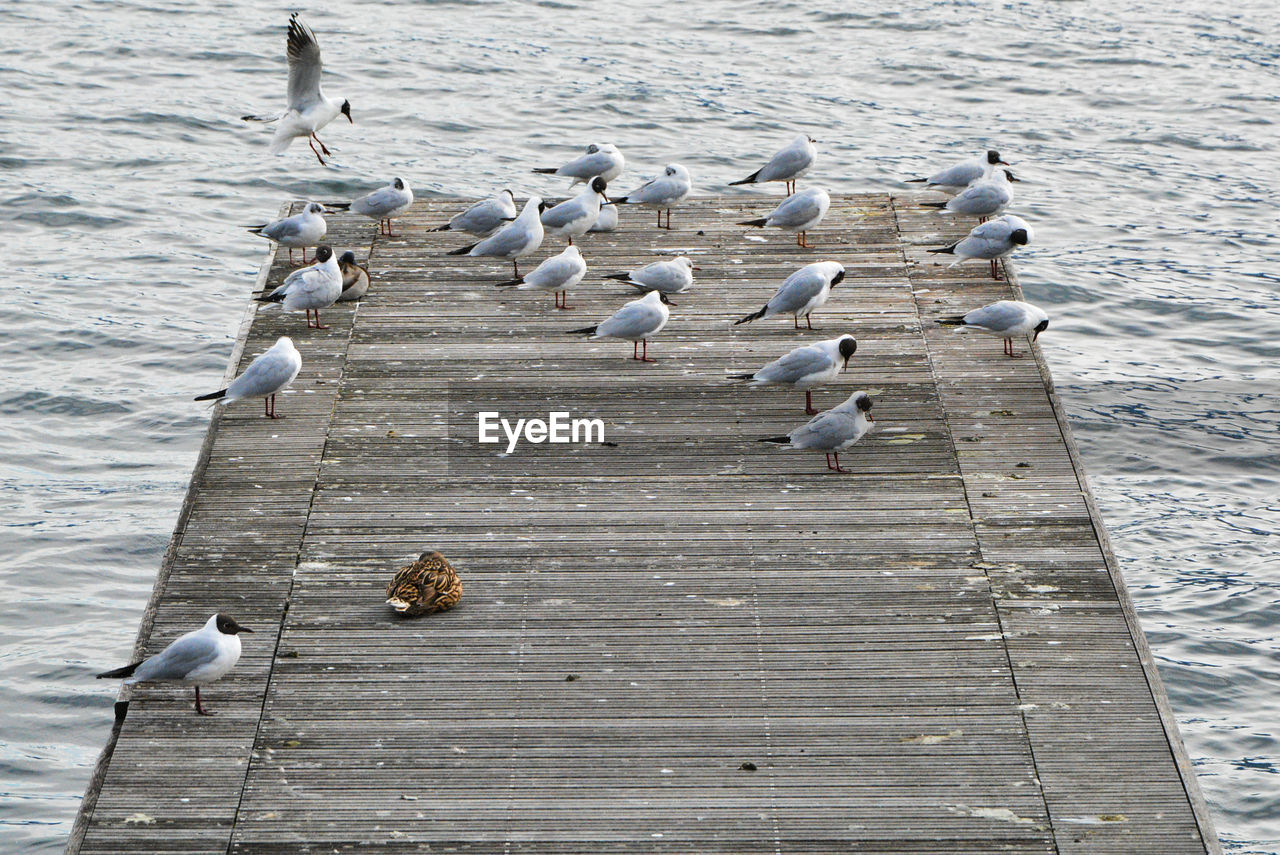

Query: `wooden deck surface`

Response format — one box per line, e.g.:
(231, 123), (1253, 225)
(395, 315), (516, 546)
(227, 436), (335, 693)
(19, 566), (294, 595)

(70, 195), (1220, 854)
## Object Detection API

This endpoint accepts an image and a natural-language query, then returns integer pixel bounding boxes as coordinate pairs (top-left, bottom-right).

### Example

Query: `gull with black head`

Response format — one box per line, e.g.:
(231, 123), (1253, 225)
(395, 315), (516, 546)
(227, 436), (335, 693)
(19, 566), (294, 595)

(731, 334), (858, 415)
(759, 391), (876, 474)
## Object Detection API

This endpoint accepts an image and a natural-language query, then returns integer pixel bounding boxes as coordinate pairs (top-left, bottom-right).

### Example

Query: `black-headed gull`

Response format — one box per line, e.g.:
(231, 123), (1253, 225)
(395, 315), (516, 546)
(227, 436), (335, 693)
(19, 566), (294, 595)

(731, 334), (857, 414)
(614, 164), (692, 229)
(255, 245), (344, 329)
(242, 14), (351, 166)
(568, 290), (671, 363)
(738, 187), (830, 248)
(759, 391), (875, 474)
(540, 177), (609, 245)
(734, 261), (844, 330)
(928, 214), (1032, 280)
(96, 613), (253, 716)
(906, 149), (1010, 195)
(533, 143), (625, 186)
(923, 168), (1018, 222)
(447, 196), (546, 277)
(604, 257), (698, 304)
(336, 251), (370, 302)
(194, 336), (303, 419)
(339, 178), (413, 236)
(730, 134), (816, 195)
(938, 300), (1048, 358)
(247, 202), (328, 266)
(429, 190), (517, 236)
(495, 245), (586, 310)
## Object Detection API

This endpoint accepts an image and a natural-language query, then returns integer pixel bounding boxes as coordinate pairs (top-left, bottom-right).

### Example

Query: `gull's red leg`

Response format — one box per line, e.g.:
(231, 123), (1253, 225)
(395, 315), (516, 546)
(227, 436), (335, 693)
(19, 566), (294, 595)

(805, 391), (817, 415)
(195, 686), (213, 716)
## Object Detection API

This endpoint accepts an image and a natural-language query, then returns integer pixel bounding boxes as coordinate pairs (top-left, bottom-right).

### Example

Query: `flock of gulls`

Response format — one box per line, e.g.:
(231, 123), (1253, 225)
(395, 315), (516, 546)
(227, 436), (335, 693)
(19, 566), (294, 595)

(97, 15), (1049, 714)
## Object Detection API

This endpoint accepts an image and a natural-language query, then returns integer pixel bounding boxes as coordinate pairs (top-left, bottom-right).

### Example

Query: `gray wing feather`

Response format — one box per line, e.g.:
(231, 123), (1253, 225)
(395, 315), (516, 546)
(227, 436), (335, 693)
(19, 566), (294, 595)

(453, 199), (512, 234)
(767, 194), (818, 228)
(286, 19), (324, 111)
(560, 152), (617, 179)
(525, 255), (584, 289)
(474, 222), (531, 257)
(259, 217), (302, 241)
(768, 271), (821, 313)
(351, 187), (405, 218)
(540, 200), (584, 229)
(597, 303), (661, 339)
(227, 350), (300, 400)
(927, 161), (982, 188)
(758, 143), (812, 183)
(788, 411), (858, 451)
(132, 633), (220, 682)
(963, 301), (1026, 332)
(757, 346), (832, 384)
(947, 185), (1009, 215)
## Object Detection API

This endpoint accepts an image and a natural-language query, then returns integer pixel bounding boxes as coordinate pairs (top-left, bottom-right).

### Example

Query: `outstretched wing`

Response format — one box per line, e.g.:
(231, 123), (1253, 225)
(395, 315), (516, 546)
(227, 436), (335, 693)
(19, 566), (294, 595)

(286, 14), (324, 111)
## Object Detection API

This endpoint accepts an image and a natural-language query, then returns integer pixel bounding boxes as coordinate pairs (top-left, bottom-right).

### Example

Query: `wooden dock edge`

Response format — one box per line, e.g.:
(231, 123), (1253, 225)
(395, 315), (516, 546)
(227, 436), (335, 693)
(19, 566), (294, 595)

(1000, 261), (1223, 855)
(64, 212), (285, 855)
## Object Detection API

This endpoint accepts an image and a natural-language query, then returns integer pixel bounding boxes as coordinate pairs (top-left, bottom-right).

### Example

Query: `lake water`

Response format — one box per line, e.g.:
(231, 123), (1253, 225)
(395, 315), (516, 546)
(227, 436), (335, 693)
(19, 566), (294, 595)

(2, 0), (1277, 851)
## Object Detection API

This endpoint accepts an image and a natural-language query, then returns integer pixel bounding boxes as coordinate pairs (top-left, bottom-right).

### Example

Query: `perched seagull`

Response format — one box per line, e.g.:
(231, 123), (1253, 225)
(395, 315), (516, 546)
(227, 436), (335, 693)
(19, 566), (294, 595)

(96, 613), (253, 716)
(759, 390), (875, 474)
(604, 257), (699, 304)
(495, 245), (587, 310)
(938, 300), (1048, 358)
(735, 261), (845, 330)
(928, 214), (1032, 280)
(906, 149), (1011, 195)
(448, 196), (546, 277)
(532, 143), (625, 186)
(242, 14), (352, 166)
(613, 163), (692, 229)
(429, 190), (517, 236)
(922, 168), (1017, 222)
(568, 290), (671, 363)
(738, 187), (831, 247)
(540, 177), (609, 245)
(194, 336), (302, 419)
(336, 251), (370, 301)
(730, 334), (858, 415)
(255, 244), (344, 329)
(339, 177), (413, 236)
(247, 202), (328, 266)
(729, 134), (817, 195)
(589, 203), (619, 233)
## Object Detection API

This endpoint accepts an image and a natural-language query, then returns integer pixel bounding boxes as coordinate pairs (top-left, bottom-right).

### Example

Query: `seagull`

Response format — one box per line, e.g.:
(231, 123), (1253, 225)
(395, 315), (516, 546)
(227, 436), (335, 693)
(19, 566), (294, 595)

(447, 196), (546, 277)
(568, 290), (671, 363)
(340, 177), (413, 236)
(906, 149), (1011, 195)
(194, 336), (302, 419)
(922, 168), (1017, 222)
(938, 300), (1048, 357)
(729, 134), (816, 195)
(429, 190), (517, 236)
(604, 256), (699, 304)
(495, 245), (587, 310)
(96, 613), (253, 716)
(730, 334), (857, 415)
(540, 177), (609, 245)
(336, 251), (370, 301)
(255, 244), (344, 329)
(759, 391), (875, 474)
(613, 163), (692, 229)
(589, 203), (619, 233)
(735, 261), (844, 330)
(928, 214), (1032, 280)
(738, 187), (830, 247)
(532, 143), (625, 186)
(242, 14), (352, 166)
(246, 202), (328, 266)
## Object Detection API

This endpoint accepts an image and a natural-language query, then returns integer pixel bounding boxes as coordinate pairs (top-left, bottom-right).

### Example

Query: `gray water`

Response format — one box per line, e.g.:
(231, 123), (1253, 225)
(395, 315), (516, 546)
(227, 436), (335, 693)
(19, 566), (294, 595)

(2, 0), (1277, 850)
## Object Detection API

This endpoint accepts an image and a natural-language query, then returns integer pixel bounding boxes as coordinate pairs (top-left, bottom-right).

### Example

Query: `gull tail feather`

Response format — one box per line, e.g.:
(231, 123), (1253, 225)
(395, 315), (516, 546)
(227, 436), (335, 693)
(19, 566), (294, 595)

(494, 277), (524, 288)
(758, 436), (791, 444)
(194, 389), (227, 402)
(734, 305), (768, 326)
(567, 325), (598, 336)
(531, 167), (559, 175)
(729, 169), (762, 186)
(737, 218), (768, 227)
(928, 242), (958, 255)
(904, 177), (927, 183)
(937, 316), (967, 326)
(96, 662), (141, 679)
(447, 242), (479, 256)
(428, 223), (453, 232)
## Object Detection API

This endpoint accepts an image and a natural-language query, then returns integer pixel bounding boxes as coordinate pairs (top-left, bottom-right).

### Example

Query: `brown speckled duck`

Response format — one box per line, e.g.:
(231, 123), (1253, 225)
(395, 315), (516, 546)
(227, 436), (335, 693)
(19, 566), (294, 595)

(385, 551), (462, 616)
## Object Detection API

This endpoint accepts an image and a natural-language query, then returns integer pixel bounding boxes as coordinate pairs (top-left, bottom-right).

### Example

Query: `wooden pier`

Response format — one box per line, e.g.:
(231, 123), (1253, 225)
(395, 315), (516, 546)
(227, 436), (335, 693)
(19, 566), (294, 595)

(70, 195), (1220, 854)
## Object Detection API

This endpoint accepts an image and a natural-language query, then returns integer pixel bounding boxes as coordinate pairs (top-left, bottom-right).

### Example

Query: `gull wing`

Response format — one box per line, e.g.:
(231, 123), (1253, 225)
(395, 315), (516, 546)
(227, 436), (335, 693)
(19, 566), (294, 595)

(132, 631), (220, 682)
(756, 345), (832, 384)
(286, 14), (324, 111)
(963, 301), (1026, 332)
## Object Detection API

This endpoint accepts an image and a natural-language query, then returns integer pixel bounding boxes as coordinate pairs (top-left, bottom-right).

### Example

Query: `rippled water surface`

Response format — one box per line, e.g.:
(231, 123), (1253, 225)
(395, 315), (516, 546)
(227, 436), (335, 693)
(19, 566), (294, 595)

(2, 0), (1277, 850)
